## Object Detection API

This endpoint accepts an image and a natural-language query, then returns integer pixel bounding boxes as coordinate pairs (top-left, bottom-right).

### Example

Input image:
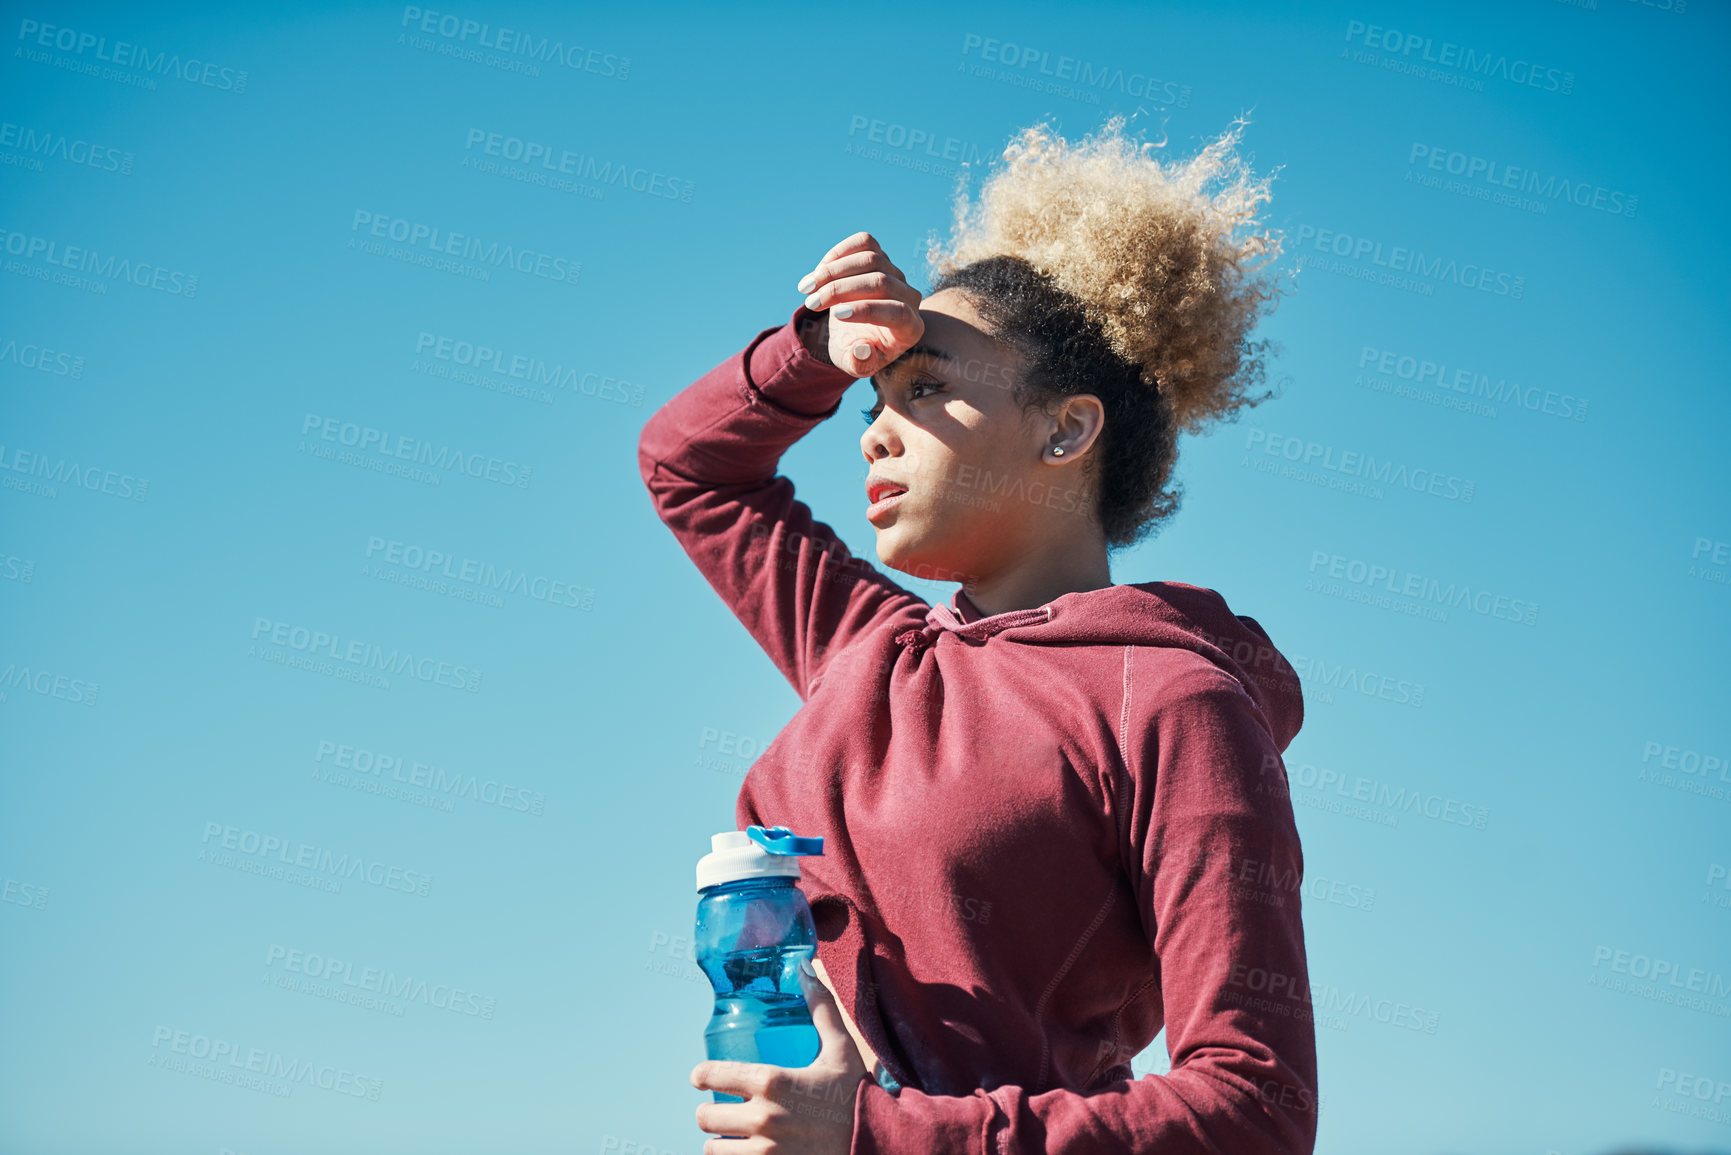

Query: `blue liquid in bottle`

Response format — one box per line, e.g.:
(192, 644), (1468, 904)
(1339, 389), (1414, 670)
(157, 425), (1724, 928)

(696, 877), (822, 1103)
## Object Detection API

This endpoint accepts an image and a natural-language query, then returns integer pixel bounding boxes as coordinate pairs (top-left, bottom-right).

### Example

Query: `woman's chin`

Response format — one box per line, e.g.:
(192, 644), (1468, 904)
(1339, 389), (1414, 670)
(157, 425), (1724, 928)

(874, 527), (921, 570)
(877, 535), (967, 585)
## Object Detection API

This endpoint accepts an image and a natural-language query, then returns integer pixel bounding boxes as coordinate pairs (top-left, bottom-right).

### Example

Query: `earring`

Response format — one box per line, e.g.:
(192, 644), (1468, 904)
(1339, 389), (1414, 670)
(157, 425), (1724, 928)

(1051, 446), (1065, 457)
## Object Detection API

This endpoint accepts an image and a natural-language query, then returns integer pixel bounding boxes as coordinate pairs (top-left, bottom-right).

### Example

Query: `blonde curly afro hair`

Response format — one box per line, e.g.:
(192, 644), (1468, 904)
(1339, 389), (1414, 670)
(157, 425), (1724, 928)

(925, 114), (1290, 548)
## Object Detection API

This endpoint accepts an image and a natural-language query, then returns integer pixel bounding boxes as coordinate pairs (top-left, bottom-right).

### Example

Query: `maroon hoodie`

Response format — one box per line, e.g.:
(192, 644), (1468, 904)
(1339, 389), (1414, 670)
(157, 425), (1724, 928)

(639, 304), (1318, 1154)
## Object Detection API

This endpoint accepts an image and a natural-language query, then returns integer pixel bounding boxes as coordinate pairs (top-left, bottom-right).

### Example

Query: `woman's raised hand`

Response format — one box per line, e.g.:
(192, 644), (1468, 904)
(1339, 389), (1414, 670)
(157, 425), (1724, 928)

(797, 232), (925, 379)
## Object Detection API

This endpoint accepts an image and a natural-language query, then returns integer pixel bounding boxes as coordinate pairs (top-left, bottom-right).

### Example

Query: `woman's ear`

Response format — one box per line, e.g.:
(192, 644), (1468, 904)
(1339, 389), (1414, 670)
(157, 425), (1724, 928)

(1046, 394), (1107, 460)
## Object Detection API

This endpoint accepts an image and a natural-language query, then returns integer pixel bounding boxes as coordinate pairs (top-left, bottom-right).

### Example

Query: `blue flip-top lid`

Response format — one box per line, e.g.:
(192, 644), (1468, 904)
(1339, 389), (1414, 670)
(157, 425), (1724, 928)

(745, 824), (824, 856)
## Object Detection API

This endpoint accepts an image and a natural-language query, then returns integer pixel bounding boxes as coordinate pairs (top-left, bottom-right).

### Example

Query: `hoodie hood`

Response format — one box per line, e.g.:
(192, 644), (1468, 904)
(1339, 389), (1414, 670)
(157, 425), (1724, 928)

(924, 582), (1304, 751)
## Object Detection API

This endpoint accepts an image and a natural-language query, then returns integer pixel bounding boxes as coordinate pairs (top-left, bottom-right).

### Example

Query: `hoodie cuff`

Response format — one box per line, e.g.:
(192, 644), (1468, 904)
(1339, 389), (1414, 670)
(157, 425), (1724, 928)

(850, 1078), (994, 1154)
(745, 304), (858, 421)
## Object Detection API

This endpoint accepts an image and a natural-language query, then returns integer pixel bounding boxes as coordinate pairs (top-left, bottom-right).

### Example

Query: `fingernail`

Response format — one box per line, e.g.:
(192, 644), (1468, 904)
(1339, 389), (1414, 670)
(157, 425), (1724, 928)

(852, 343), (872, 361)
(804, 293), (823, 310)
(799, 956), (816, 977)
(797, 273), (817, 294)
(832, 303), (854, 319)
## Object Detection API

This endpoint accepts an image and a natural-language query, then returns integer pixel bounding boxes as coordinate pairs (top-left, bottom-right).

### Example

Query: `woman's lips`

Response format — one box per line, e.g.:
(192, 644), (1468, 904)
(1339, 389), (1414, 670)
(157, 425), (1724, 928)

(866, 489), (907, 524)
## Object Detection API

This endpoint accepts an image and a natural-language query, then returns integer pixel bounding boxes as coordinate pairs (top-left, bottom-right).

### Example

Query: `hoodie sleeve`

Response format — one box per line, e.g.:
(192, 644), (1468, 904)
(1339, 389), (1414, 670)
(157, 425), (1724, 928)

(848, 665), (1319, 1154)
(637, 304), (929, 699)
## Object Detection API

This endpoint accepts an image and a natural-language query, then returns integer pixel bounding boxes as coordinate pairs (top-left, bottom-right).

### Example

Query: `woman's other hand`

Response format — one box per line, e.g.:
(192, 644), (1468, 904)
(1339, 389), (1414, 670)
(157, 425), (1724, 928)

(796, 232), (925, 379)
(691, 957), (868, 1153)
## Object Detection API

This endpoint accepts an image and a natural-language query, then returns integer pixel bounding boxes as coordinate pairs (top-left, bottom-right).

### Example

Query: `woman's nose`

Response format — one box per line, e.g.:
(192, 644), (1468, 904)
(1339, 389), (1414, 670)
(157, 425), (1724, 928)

(861, 423), (898, 462)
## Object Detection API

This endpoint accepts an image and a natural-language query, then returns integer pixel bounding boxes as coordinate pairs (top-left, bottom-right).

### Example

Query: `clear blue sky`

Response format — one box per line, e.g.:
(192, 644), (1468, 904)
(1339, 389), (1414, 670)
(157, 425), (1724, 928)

(2, 2), (1727, 1153)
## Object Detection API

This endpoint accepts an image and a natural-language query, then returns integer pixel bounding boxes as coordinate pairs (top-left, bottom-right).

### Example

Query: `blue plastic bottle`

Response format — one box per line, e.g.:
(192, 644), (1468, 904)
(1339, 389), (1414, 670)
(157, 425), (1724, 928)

(694, 825), (824, 1105)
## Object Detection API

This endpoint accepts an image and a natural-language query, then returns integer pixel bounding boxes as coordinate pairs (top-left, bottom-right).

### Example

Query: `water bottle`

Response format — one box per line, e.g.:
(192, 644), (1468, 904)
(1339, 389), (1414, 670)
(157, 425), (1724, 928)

(694, 824), (824, 1105)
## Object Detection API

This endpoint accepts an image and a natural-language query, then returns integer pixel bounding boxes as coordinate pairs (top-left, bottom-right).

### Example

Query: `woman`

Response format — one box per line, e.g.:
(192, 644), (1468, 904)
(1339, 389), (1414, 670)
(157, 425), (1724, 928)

(642, 117), (1316, 1153)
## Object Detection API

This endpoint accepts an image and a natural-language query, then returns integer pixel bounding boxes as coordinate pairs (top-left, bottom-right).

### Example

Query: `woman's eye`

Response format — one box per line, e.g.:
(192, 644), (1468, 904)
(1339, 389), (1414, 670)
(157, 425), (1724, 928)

(860, 381), (941, 424)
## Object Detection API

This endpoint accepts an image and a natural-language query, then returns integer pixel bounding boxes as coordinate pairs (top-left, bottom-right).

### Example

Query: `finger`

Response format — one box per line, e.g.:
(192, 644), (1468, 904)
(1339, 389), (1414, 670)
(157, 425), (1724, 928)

(802, 248), (908, 294)
(797, 963), (851, 1055)
(703, 1140), (756, 1155)
(819, 247), (907, 285)
(694, 1098), (763, 1136)
(837, 339), (892, 379)
(691, 1059), (769, 1098)
(818, 230), (885, 268)
(825, 300), (920, 331)
(807, 272), (920, 311)
(815, 272), (921, 311)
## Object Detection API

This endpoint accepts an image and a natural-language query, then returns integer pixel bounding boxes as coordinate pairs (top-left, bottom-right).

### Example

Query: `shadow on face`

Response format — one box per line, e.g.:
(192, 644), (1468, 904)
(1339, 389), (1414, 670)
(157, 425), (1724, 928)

(859, 289), (1097, 584)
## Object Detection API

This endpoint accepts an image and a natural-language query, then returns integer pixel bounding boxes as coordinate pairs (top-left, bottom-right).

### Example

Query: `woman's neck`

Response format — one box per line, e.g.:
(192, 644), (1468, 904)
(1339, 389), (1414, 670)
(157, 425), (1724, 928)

(961, 548), (1113, 619)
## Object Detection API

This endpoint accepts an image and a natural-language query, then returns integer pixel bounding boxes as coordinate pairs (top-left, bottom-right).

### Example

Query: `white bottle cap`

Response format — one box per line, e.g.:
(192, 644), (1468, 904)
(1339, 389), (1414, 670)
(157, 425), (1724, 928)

(695, 830), (806, 891)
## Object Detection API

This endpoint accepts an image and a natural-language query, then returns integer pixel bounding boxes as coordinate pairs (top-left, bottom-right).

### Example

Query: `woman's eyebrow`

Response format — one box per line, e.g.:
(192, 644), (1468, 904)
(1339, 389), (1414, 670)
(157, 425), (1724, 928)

(870, 343), (957, 387)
